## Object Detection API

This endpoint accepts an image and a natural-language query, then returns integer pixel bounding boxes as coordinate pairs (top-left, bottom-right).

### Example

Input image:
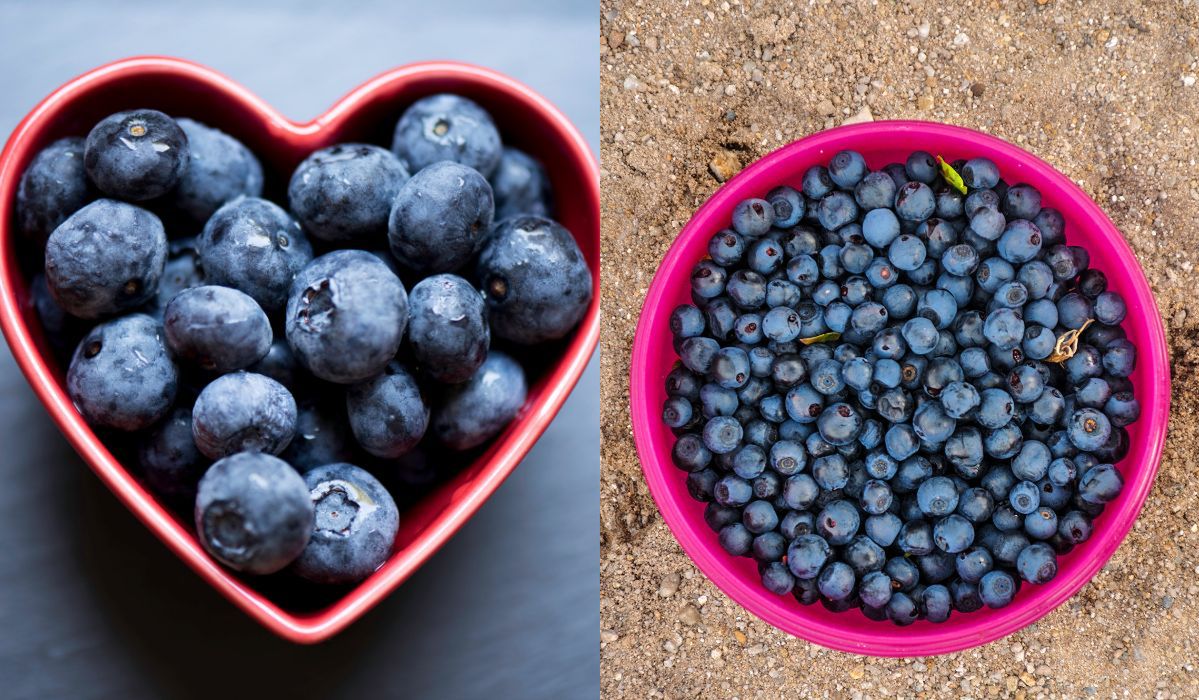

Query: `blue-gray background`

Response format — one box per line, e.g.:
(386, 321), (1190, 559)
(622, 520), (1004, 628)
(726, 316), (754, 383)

(0, 1), (598, 698)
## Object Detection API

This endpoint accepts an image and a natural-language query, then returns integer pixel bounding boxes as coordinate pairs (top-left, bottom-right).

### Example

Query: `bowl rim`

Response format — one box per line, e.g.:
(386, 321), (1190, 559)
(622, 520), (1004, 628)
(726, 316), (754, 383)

(0, 55), (600, 643)
(629, 119), (1170, 656)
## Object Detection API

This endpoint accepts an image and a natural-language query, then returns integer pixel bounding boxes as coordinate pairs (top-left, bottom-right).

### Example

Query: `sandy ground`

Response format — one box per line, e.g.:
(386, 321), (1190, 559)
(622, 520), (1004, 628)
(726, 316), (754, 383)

(599, 1), (1199, 697)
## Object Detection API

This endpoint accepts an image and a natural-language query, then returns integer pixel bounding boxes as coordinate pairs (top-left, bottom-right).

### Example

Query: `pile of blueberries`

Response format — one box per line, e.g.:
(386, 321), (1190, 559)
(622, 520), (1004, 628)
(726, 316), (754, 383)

(662, 149), (1138, 623)
(17, 94), (591, 584)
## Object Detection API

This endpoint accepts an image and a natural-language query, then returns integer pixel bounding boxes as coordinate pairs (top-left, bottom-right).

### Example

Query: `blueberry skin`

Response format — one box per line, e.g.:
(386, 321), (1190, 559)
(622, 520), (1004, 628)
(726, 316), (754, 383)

(491, 146), (551, 220)
(346, 362), (429, 458)
(194, 452), (314, 575)
(291, 462), (400, 584)
(249, 339), (302, 389)
(67, 314), (178, 431)
(1016, 542), (1057, 584)
(137, 406), (207, 499)
(16, 137), (92, 243)
(164, 285), (272, 372)
(192, 372), (297, 460)
(431, 351), (527, 450)
(407, 274), (489, 384)
(285, 250), (409, 384)
(148, 238), (205, 318)
(29, 272), (83, 356)
(280, 398), (352, 473)
(476, 216), (593, 344)
(171, 118), (263, 222)
(289, 143), (409, 244)
(84, 109), (189, 201)
(388, 160), (493, 273)
(392, 93), (502, 177)
(731, 198), (774, 237)
(978, 570), (1016, 608)
(45, 199), (167, 319)
(199, 197), (314, 312)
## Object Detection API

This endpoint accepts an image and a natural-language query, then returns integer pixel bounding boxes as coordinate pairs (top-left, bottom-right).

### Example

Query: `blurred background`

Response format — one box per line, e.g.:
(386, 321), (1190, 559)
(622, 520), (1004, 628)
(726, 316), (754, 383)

(0, 0), (597, 698)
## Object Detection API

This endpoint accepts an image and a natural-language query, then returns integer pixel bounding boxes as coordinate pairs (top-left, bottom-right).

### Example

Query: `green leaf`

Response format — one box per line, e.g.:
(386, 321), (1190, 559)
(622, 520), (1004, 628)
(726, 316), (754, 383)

(799, 332), (841, 345)
(937, 155), (968, 195)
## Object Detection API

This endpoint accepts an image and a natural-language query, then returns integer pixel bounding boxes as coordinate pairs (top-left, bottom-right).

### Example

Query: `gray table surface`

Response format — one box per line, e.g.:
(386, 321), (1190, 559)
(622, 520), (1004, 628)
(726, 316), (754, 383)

(0, 1), (598, 697)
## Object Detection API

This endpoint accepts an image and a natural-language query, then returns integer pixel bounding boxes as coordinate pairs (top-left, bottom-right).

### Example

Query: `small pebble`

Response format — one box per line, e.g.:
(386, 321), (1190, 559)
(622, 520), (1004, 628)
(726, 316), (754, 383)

(601, 629), (620, 643)
(658, 572), (681, 597)
(679, 604), (702, 626)
(709, 150), (740, 182)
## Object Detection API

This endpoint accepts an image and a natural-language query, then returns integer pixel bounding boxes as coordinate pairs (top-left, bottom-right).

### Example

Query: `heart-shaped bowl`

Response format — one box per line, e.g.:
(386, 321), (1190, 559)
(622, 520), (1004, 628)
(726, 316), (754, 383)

(0, 56), (598, 643)
(629, 121), (1169, 656)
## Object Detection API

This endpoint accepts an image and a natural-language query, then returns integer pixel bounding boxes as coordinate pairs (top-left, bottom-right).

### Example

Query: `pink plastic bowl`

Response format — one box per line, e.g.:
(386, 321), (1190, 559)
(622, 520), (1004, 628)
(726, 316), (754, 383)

(630, 121), (1169, 657)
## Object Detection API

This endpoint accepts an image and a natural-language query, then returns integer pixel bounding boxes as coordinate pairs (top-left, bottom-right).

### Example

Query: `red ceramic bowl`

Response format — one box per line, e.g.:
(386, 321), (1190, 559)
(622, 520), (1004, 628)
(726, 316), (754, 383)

(630, 121), (1169, 656)
(0, 56), (599, 643)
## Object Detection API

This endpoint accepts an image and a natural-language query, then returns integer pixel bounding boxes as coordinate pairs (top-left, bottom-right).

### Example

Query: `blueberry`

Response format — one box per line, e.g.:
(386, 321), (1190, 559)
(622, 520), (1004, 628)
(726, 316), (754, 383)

(828, 150), (867, 189)
(16, 137), (92, 243)
(865, 512), (902, 548)
(801, 165), (835, 199)
(760, 561), (795, 594)
(1105, 391), (1141, 427)
(1058, 510), (1093, 544)
(854, 171), (897, 211)
(199, 197), (313, 312)
(1002, 183), (1042, 221)
(961, 158), (1000, 189)
(85, 109), (188, 201)
(767, 186), (805, 227)
(194, 452), (313, 575)
(285, 250), (409, 383)
(709, 347), (749, 389)
(1016, 542), (1057, 584)
(1067, 407), (1112, 452)
(812, 454), (851, 490)
(983, 308), (1025, 350)
(1023, 505), (1059, 540)
(491, 146), (551, 220)
(1078, 463), (1124, 504)
(164, 285), (271, 372)
(921, 584), (952, 622)
(708, 230), (746, 267)
(680, 337), (720, 374)
(978, 569), (1016, 608)
(137, 406), (206, 499)
(389, 161), (493, 273)
(741, 499), (779, 534)
(897, 517), (936, 556)
(787, 534), (831, 579)
(430, 351), (526, 451)
(862, 207), (901, 248)
(249, 339), (302, 389)
(392, 94), (501, 177)
(817, 560), (856, 601)
(904, 151), (938, 184)
(67, 314), (177, 431)
(914, 476), (957, 518)
(45, 199), (166, 319)
(726, 269), (768, 307)
(731, 198), (774, 237)
(940, 381), (980, 419)
(288, 143), (408, 244)
(407, 274), (489, 384)
(901, 317), (939, 355)
(171, 118), (263, 222)
(1102, 339), (1136, 378)
(817, 191), (858, 231)
(997, 220), (1043, 263)
(817, 499), (860, 545)
(718, 523), (753, 555)
(1008, 479), (1041, 515)
(1093, 291), (1127, 325)
(887, 234), (927, 271)
(969, 207), (1006, 241)
(276, 397), (352, 473)
(894, 181), (935, 222)
(476, 216), (593, 344)
(292, 462), (399, 584)
(859, 570), (894, 608)
(955, 546), (993, 583)
(192, 372), (296, 460)
(886, 591), (919, 625)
